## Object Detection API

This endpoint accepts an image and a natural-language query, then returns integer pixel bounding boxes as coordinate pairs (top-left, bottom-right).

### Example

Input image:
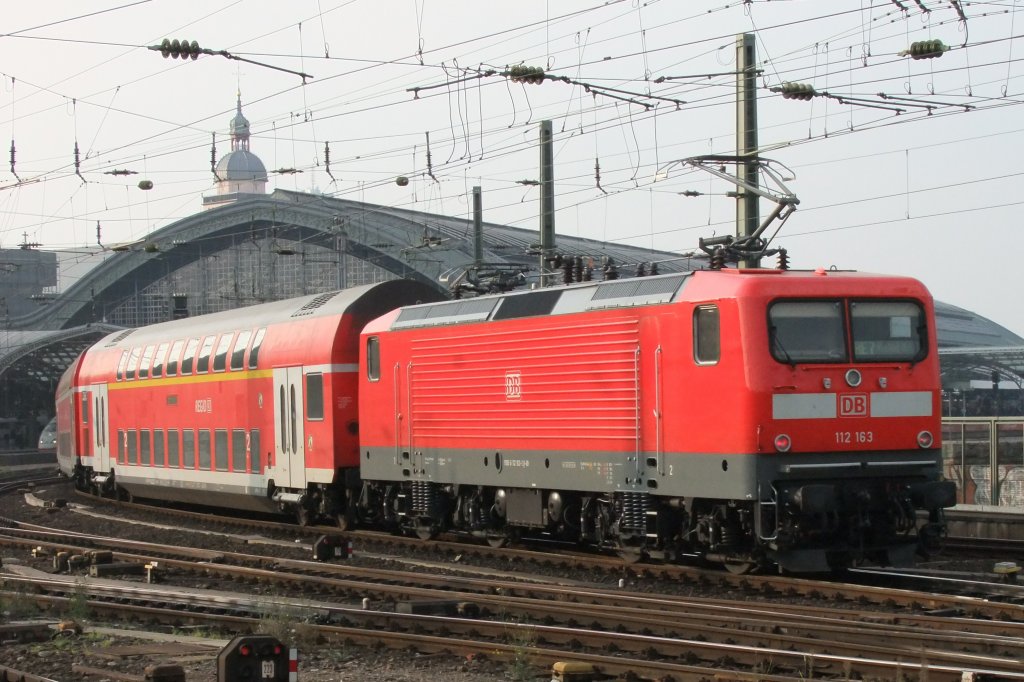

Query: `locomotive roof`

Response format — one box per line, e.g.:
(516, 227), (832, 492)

(383, 268), (929, 331)
(96, 279), (440, 349)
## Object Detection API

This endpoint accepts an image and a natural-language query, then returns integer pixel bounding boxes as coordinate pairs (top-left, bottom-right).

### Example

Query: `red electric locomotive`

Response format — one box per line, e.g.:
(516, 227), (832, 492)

(357, 268), (955, 572)
(57, 280), (442, 524)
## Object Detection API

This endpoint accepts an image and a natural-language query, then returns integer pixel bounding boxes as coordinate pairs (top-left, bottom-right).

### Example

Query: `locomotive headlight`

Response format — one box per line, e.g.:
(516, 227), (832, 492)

(774, 434), (792, 452)
(845, 369), (862, 387)
(917, 430), (934, 448)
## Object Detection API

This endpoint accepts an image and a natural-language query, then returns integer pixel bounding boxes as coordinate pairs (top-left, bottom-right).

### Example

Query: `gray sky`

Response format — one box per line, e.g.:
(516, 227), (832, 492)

(1, 1), (1021, 335)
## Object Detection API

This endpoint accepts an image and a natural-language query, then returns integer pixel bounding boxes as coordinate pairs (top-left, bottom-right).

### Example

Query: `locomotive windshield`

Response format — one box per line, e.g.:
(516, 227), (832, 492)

(769, 299), (926, 364)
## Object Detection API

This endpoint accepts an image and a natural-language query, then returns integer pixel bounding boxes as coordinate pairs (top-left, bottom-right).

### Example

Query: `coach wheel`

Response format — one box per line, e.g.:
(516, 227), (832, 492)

(117, 487), (132, 503)
(296, 505), (313, 527)
(335, 510), (354, 532)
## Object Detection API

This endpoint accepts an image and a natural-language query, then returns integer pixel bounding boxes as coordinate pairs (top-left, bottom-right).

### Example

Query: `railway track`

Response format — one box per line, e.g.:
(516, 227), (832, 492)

(5, 555), (1024, 681)
(6, 482), (1024, 680)
(63, 488), (1024, 608)
(4, 506), (1024, 679)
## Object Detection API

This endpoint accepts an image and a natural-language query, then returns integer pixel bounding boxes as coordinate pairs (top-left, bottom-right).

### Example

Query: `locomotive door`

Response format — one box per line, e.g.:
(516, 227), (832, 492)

(272, 367), (307, 489)
(393, 362), (413, 466)
(90, 384), (111, 473)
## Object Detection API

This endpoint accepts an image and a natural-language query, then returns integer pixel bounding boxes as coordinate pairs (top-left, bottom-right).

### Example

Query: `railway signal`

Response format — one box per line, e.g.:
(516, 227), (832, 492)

(217, 635), (290, 681)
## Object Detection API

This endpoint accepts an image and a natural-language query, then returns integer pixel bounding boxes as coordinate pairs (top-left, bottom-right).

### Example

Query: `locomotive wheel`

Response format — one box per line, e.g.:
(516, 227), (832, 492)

(616, 547), (644, 564)
(723, 560), (755, 575)
(485, 533), (508, 548)
(415, 524), (439, 540)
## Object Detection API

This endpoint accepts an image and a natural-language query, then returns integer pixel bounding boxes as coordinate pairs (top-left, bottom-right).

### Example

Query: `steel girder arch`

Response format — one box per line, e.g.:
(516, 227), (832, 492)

(939, 347), (1024, 389)
(15, 192), (457, 331)
(0, 324), (121, 436)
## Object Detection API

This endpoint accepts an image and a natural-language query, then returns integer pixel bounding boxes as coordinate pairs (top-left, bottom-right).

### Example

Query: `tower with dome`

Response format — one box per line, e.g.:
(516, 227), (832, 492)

(202, 92), (268, 208)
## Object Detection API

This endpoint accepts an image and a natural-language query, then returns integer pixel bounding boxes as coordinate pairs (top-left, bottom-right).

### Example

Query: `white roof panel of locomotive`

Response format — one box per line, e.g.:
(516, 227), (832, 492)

(391, 272), (692, 330)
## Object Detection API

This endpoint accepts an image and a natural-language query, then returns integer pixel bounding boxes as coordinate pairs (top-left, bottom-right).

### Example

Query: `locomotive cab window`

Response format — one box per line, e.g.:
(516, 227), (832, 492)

(306, 373), (324, 420)
(850, 300), (926, 362)
(768, 300), (848, 363)
(693, 306), (720, 365)
(367, 337), (381, 381)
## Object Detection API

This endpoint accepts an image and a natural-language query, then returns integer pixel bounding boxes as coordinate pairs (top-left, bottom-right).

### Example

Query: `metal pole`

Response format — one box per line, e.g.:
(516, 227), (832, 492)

(736, 33), (760, 268)
(539, 120), (555, 285)
(472, 186), (483, 268)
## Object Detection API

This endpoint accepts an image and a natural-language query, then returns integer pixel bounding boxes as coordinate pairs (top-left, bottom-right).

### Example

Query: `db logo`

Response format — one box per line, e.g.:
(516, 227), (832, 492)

(839, 393), (868, 417)
(505, 371), (522, 401)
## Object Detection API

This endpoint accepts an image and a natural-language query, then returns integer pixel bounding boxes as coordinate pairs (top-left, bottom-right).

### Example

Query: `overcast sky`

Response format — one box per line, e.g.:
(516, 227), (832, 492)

(0, 1), (1021, 335)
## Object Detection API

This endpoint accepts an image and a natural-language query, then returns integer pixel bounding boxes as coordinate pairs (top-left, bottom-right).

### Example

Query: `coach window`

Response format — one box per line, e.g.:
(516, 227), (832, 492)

(198, 430), (211, 470)
(213, 333), (233, 372)
(152, 343), (168, 378)
(306, 373), (324, 420)
(139, 430), (151, 466)
(126, 347), (141, 380)
(117, 429), (125, 463)
(250, 430), (261, 473)
(183, 430), (196, 468)
(139, 345), (155, 379)
(196, 336), (216, 374)
(366, 337), (380, 381)
(127, 429), (137, 465)
(80, 393), (90, 425)
(279, 386), (288, 453)
(167, 429), (179, 467)
(232, 430), (246, 471)
(230, 330), (252, 371)
(248, 328), (266, 369)
(166, 340), (184, 376)
(116, 350), (129, 381)
(214, 429), (228, 471)
(290, 385), (298, 455)
(181, 338), (199, 375)
(153, 430), (165, 466)
(693, 305), (720, 365)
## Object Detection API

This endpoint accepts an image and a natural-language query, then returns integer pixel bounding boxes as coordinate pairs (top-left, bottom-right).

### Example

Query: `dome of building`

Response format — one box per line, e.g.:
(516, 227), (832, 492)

(215, 149), (267, 183)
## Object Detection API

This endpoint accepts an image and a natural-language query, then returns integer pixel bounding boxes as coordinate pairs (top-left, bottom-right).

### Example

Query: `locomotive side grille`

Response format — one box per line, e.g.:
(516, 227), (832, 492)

(588, 274), (687, 309)
(406, 317), (641, 447)
(393, 298), (498, 329)
(291, 291), (341, 317)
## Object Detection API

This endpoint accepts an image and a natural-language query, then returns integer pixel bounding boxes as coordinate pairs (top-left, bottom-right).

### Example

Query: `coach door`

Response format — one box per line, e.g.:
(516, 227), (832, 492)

(91, 384), (111, 474)
(272, 367), (307, 489)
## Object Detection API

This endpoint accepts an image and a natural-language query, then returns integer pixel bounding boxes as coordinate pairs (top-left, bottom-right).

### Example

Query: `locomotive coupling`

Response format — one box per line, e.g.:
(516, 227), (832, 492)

(908, 480), (957, 510)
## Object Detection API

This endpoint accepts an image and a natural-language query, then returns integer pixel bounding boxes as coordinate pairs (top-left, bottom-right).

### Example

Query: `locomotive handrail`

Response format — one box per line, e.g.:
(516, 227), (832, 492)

(654, 345), (664, 476)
